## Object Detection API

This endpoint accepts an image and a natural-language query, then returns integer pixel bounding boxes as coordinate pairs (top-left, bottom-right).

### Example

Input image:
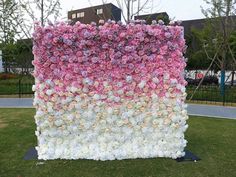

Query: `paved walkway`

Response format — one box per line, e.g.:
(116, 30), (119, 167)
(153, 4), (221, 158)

(0, 98), (33, 108)
(187, 104), (236, 119)
(0, 98), (235, 119)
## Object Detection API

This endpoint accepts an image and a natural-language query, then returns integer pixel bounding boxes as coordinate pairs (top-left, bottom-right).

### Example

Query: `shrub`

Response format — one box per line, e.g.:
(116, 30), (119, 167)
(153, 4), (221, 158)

(0, 73), (18, 80)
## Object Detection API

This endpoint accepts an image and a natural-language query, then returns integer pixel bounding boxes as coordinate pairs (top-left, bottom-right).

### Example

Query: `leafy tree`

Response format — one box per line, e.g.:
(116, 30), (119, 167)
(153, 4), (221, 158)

(0, 0), (20, 72)
(201, 0), (236, 82)
(17, 0), (61, 38)
(186, 24), (219, 71)
(15, 39), (33, 74)
(188, 0), (236, 100)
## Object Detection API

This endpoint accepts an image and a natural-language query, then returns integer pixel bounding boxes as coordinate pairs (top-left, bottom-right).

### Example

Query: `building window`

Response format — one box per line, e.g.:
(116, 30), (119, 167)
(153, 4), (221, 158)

(71, 13), (76, 19)
(77, 12), (85, 18)
(96, 8), (103, 15)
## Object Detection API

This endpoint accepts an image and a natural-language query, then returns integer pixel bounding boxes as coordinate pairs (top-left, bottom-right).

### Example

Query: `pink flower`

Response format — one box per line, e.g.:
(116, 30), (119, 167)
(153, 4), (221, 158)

(76, 51), (83, 57)
(33, 21), (187, 102)
(119, 32), (126, 38)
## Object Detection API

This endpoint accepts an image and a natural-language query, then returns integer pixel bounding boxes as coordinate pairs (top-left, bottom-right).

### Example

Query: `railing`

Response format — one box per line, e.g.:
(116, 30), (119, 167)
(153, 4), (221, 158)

(186, 85), (236, 106)
(18, 79), (34, 98)
(0, 79), (34, 98)
(0, 80), (236, 106)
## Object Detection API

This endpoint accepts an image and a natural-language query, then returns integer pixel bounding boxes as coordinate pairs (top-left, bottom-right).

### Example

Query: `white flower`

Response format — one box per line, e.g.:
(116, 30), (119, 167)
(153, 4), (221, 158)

(138, 80), (146, 89)
(93, 94), (100, 100)
(83, 78), (93, 85)
(117, 120), (123, 127)
(176, 84), (182, 90)
(75, 96), (81, 102)
(152, 119), (159, 125)
(180, 86), (186, 93)
(32, 85), (36, 91)
(163, 73), (170, 80)
(39, 84), (45, 90)
(35, 73), (188, 160)
(152, 77), (159, 84)
(114, 96), (121, 102)
(70, 86), (78, 93)
(170, 79), (177, 85)
(117, 82), (123, 87)
(103, 81), (108, 87)
(126, 75), (133, 83)
(67, 114), (74, 121)
(46, 89), (53, 96)
(126, 91), (134, 96)
(55, 119), (63, 126)
(82, 87), (89, 93)
(117, 89), (124, 95)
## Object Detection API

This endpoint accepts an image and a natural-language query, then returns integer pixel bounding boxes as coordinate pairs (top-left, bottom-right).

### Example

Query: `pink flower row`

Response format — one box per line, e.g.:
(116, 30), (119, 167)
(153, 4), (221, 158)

(33, 21), (187, 100)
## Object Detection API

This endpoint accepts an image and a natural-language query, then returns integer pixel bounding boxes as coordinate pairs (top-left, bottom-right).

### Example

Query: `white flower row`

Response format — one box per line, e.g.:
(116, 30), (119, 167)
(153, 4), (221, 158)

(34, 85), (188, 160)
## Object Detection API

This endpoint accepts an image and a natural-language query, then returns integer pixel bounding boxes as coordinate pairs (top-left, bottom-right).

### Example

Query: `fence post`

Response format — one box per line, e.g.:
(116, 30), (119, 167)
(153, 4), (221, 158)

(220, 70), (225, 106)
(19, 79), (21, 98)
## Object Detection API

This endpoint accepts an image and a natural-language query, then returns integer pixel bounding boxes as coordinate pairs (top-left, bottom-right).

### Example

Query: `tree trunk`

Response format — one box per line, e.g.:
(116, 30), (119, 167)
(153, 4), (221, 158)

(127, 0), (130, 22)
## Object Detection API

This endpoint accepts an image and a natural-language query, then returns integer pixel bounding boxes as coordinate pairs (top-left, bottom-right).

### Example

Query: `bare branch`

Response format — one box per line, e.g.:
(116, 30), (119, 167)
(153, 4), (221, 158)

(228, 43), (236, 65)
(115, 0), (127, 22)
(131, 0), (149, 19)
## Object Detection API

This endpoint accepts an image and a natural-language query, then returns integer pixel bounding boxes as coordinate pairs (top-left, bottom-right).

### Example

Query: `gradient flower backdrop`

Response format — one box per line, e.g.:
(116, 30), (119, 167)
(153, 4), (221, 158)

(32, 20), (188, 160)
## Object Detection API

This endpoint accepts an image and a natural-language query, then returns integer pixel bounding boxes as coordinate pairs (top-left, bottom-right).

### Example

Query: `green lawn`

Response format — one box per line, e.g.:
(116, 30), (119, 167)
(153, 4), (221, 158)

(0, 108), (236, 177)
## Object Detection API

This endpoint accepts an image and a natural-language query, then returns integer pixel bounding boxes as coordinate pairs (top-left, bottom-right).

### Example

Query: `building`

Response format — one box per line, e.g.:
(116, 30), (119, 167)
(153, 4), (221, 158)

(68, 3), (121, 24)
(181, 16), (236, 52)
(134, 12), (170, 24)
(181, 16), (236, 35)
(181, 18), (207, 35)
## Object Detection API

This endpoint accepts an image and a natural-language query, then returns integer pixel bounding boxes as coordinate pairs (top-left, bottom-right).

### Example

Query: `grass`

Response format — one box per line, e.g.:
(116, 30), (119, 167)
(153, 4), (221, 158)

(0, 108), (236, 177)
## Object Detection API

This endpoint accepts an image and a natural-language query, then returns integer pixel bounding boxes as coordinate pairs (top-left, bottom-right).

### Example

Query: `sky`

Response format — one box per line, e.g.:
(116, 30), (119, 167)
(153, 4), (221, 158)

(60, 0), (209, 21)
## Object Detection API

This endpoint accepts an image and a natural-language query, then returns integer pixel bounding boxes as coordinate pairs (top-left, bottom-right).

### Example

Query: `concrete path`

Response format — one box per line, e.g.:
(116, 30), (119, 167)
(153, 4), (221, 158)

(0, 98), (235, 119)
(187, 104), (236, 119)
(0, 98), (33, 108)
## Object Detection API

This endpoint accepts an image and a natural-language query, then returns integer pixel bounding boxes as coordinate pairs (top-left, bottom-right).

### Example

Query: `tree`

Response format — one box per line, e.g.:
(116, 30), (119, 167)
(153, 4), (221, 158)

(189, 0), (236, 101)
(0, 0), (17, 43)
(185, 24), (220, 71)
(15, 39), (34, 74)
(0, 0), (21, 72)
(229, 30), (236, 85)
(16, 0), (61, 40)
(201, 0), (236, 85)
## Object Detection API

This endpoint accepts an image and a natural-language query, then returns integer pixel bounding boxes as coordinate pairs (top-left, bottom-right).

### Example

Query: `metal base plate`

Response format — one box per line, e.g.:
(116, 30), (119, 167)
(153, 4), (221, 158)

(176, 150), (201, 162)
(24, 147), (38, 160)
(23, 148), (200, 162)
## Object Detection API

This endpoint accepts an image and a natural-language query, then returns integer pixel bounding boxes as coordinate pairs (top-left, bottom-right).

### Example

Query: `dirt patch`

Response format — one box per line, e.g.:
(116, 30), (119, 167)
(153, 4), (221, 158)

(0, 119), (8, 129)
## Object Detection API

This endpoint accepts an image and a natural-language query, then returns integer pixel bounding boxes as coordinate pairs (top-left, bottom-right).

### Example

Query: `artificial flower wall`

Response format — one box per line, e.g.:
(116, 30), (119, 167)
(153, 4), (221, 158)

(32, 20), (188, 160)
